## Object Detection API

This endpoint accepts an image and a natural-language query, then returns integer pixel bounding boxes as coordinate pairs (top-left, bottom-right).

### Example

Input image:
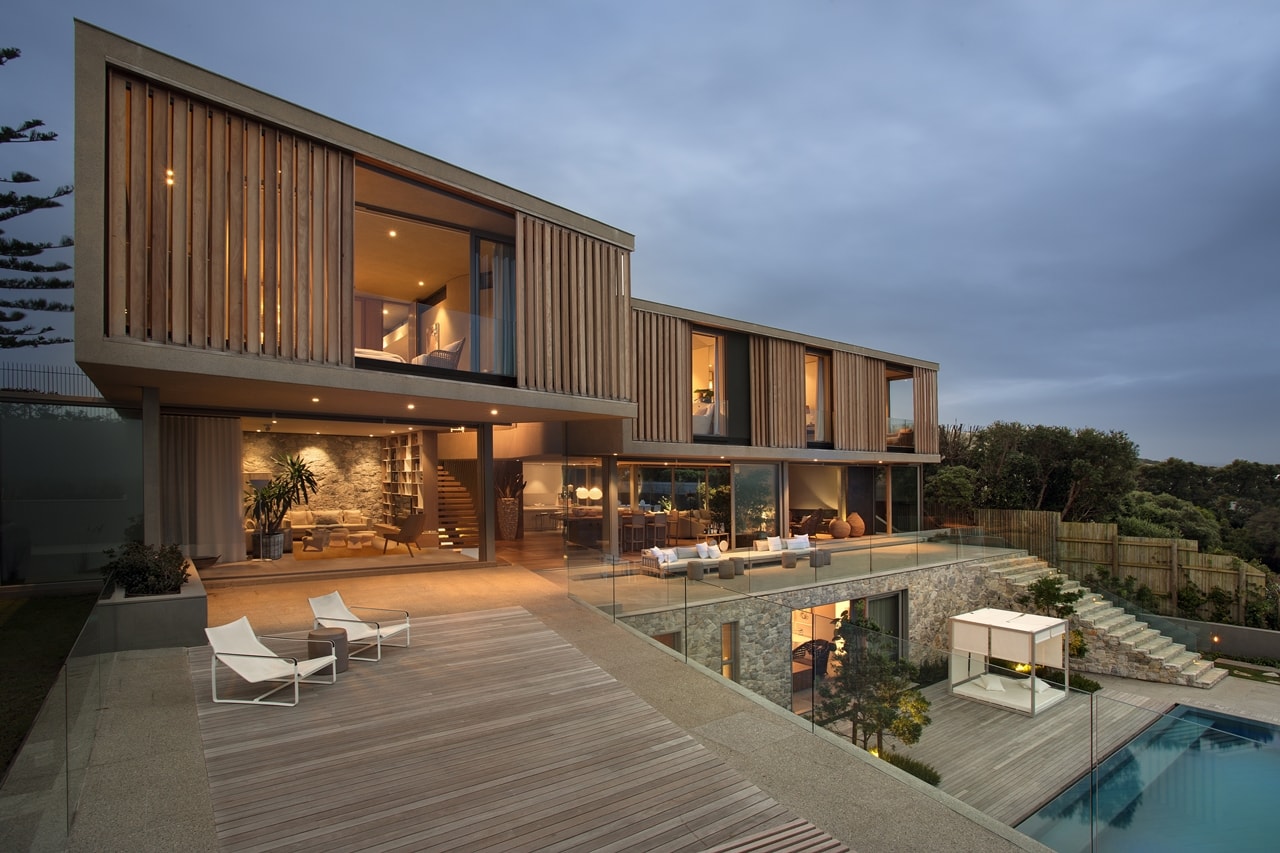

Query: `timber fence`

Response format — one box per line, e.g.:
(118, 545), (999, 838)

(976, 508), (1272, 624)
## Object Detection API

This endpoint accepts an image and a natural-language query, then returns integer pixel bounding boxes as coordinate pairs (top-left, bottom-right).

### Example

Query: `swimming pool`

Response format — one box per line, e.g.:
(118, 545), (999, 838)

(1016, 705), (1280, 852)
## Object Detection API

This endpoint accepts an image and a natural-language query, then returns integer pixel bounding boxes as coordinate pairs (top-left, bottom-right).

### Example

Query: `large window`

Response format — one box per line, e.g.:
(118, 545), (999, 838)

(691, 328), (750, 442)
(805, 351), (831, 446)
(353, 163), (516, 376)
(887, 365), (914, 451)
(732, 463), (779, 548)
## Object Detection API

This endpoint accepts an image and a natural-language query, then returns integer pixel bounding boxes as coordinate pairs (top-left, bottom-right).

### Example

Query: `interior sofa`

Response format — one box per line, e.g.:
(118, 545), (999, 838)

(285, 508), (370, 540)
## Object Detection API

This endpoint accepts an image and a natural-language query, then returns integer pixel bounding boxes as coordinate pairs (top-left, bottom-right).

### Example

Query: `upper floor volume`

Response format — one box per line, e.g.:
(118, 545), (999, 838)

(73, 22), (636, 422)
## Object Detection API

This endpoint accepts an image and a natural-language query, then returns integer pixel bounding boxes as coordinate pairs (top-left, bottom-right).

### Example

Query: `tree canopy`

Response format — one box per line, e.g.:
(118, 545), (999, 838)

(1, 47), (74, 349)
(926, 421), (1138, 522)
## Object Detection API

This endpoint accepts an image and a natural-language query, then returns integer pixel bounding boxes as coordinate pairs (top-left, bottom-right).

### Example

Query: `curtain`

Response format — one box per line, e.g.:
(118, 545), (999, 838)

(161, 415), (245, 562)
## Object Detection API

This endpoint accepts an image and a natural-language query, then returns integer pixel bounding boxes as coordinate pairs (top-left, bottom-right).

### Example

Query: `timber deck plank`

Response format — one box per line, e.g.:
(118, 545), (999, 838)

(900, 681), (1174, 825)
(190, 606), (845, 852)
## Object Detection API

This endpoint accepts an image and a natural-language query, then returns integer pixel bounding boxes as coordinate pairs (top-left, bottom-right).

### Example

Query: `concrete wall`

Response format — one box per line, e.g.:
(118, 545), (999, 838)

(1163, 616), (1280, 661)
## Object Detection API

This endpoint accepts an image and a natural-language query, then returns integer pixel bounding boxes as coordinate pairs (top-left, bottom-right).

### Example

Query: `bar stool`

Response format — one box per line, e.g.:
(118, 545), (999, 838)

(649, 515), (668, 548)
(623, 513), (647, 552)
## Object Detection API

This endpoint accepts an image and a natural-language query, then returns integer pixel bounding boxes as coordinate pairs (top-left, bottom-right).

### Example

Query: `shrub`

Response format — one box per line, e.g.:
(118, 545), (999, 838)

(103, 542), (188, 596)
(882, 751), (941, 786)
(1037, 668), (1102, 693)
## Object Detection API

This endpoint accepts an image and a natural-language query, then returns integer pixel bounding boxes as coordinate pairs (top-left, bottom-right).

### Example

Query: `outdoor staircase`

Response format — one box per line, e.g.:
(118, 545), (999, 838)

(436, 465), (480, 550)
(978, 553), (1228, 689)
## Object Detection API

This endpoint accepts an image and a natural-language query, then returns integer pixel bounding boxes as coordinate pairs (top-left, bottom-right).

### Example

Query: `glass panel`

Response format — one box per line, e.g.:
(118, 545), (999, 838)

(691, 331), (725, 436)
(805, 352), (831, 444)
(887, 366), (914, 450)
(474, 237), (516, 375)
(353, 164), (515, 375)
(891, 466), (921, 533)
(732, 463), (779, 548)
(0, 403), (142, 585)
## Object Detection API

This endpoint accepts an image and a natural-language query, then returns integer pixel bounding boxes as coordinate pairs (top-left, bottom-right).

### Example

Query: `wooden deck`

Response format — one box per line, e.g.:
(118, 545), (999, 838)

(189, 607), (846, 852)
(899, 681), (1174, 825)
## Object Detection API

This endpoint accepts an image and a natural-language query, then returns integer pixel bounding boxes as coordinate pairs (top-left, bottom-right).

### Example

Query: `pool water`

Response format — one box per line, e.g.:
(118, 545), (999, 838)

(1016, 705), (1280, 852)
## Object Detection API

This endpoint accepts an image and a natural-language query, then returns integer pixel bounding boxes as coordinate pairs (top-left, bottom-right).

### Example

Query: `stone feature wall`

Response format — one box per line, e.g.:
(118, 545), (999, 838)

(622, 558), (1023, 708)
(242, 433), (383, 521)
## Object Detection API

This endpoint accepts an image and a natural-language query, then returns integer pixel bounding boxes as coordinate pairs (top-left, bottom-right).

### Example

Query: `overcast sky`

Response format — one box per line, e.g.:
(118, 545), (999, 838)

(8, 1), (1279, 466)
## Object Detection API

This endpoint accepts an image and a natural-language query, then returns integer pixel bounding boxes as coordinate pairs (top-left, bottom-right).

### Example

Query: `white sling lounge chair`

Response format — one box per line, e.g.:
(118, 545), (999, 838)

(205, 616), (337, 706)
(308, 591), (411, 662)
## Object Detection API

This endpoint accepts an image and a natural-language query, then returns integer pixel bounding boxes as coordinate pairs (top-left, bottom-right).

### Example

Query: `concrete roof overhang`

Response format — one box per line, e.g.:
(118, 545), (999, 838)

(78, 342), (636, 427)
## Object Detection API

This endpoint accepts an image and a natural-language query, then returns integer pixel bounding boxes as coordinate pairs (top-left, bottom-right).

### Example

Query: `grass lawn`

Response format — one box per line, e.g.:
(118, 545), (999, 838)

(0, 594), (98, 780)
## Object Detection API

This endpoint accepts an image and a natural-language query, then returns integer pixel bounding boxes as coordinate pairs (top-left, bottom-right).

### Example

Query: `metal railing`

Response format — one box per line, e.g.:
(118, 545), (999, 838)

(0, 362), (102, 399)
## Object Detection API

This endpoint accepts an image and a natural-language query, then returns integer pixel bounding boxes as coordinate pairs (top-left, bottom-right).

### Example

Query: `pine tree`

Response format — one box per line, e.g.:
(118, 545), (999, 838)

(1, 47), (73, 349)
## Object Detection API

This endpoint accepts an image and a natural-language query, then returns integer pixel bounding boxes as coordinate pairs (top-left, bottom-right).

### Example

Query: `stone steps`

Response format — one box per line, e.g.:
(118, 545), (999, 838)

(977, 553), (1222, 690)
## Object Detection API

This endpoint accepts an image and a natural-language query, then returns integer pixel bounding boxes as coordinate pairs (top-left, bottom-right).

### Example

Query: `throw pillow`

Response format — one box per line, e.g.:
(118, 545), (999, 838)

(661, 548), (678, 564)
(676, 546), (700, 559)
(753, 540), (771, 552)
(767, 536), (782, 552)
(314, 511), (341, 526)
(980, 673), (1005, 692)
(695, 543), (710, 558)
(784, 536), (806, 550)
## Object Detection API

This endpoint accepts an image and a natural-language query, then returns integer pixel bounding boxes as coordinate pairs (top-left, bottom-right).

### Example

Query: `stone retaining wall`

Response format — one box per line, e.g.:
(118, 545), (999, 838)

(622, 557), (1024, 707)
(243, 432), (383, 521)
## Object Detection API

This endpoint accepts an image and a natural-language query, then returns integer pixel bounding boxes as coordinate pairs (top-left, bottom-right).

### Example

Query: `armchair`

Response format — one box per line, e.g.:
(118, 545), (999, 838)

(205, 616), (337, 706)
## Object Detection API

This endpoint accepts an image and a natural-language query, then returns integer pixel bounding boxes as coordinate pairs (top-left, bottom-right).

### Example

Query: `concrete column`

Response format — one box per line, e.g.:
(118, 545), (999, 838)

(602, 456), (618, 562)
(478, 424), (494, 562)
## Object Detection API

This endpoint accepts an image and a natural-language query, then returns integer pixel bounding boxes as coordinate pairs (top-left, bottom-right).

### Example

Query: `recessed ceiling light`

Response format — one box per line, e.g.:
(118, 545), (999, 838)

(407, 403), (415, 410)
(388, 230), (397, 237)
(312, 397), (320, 403)
(490, 409), (498, 416)
(418, 280), (425, 287)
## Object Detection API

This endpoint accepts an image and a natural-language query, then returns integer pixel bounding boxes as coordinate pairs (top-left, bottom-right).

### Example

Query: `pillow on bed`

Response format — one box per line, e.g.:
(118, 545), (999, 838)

(1021, 678), (1052, 693)
(979, 673), (1005, 692)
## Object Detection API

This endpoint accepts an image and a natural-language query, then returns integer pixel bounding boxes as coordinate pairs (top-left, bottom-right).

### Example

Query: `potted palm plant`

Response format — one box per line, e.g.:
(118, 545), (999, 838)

(244, 454), (319, 559)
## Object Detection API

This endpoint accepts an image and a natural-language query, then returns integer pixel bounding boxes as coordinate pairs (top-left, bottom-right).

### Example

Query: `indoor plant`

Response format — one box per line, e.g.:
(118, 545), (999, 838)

(496, 468), (527, 541)
(244, 453), (319, 559)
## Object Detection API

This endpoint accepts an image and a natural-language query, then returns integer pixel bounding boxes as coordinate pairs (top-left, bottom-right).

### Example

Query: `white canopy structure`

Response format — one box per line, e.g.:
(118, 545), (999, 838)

(948, 607), (1069, 716)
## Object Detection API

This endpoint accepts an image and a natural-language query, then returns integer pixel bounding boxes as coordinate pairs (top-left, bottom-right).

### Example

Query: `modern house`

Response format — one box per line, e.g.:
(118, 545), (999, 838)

(67, 21), (940, 578)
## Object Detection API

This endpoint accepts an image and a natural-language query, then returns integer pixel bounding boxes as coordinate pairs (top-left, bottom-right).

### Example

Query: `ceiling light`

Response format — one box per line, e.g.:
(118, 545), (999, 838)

(407, 403), (415, 410)
(388, 230), (397, 237)
(490, 409), (498, 416)
(418, 280), (425, 287)
(312, 397), (320, 403)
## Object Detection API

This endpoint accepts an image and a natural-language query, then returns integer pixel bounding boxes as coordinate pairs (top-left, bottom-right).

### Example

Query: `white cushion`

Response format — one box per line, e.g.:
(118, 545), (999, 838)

(660, 548), (678, 564)
(695, 543), (710, 558)
(767, 536), (782, 552)
(784, 536), (808, 550)
(979, 673), (1005, 692)
(1021, 678), (1052, 693)
(753, 540), (771, 552)
(793, 533), (810, 549)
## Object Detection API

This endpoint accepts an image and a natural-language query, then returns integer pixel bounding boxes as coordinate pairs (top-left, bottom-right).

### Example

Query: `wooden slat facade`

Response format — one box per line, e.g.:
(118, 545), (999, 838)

(632, 308), (692, 443)
(105, 70), (353, 362)
(516, 214), (631, 400)
(833, 351), (886, 452)
(189, 608), (842, 852)
(750, 337), (806, 449)
(913, 366), (940, 455)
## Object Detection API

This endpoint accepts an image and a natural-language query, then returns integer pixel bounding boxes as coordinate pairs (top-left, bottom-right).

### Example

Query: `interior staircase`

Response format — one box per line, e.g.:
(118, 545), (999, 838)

(978, 553), (1228, 689)
(436, 465), (480, 550)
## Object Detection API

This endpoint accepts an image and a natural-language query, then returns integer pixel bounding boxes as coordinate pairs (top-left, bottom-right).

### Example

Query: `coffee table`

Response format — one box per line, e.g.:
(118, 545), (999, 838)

(347, 531), (376, 550)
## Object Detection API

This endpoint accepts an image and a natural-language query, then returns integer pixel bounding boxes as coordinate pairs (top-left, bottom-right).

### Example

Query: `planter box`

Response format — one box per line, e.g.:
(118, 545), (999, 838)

(98, 565), (208, 651)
